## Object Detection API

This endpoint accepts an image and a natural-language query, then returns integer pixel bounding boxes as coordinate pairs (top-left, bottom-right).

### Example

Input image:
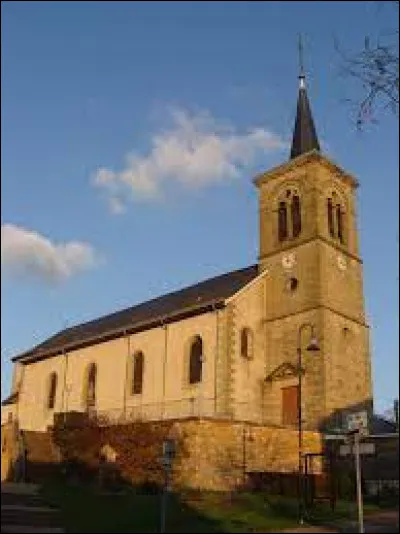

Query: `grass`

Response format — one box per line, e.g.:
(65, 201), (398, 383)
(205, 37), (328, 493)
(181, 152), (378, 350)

(40, 478), (395, 533)
(40, 481), (217, 533)
(40, 480), (301, 533)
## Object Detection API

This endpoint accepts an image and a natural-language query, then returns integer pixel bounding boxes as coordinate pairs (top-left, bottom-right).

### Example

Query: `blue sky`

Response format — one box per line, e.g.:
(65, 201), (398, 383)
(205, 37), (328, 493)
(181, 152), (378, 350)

(1, 1), (398, 415)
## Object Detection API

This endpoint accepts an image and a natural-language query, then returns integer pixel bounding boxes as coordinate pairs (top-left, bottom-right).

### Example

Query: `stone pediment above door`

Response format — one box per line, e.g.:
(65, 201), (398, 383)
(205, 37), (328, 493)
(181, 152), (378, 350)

(265, 361), (303, 382)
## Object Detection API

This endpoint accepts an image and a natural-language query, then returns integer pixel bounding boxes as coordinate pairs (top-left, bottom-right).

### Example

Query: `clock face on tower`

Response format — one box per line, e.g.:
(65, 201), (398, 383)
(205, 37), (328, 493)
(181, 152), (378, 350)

(281, 253), (296, 270)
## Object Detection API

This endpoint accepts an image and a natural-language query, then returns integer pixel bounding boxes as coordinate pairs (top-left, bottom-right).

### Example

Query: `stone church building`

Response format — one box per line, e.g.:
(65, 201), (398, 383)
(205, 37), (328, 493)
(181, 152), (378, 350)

(1, 68), (373, 488)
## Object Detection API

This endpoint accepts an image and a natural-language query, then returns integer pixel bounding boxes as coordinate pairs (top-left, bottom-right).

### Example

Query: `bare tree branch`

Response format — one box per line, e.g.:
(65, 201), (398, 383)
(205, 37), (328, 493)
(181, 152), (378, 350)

(335, 1), (399, 129)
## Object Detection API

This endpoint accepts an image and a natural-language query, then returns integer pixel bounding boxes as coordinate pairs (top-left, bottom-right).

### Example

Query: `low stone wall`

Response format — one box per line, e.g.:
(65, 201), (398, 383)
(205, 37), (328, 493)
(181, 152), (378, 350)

(171, 418), (323, 490)
(1, 422), (61, 483)
(1, 422), (19, 481)
(2, 418), (324, 491)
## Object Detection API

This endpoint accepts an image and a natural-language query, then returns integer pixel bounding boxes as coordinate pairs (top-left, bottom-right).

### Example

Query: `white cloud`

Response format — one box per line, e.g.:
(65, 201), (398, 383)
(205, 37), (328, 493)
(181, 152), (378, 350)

(1, 224), (99, 284)
(92, 107), (286, 211)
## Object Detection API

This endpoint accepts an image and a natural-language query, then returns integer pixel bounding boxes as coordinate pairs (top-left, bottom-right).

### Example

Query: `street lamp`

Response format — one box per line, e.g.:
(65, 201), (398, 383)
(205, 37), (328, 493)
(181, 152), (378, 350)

(297, 322), (320, 525)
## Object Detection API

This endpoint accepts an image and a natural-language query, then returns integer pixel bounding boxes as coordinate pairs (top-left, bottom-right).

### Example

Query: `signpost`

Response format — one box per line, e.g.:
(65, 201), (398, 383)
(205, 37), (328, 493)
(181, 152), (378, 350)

(345, 411), (369, 534)
(160, 439), (176, 534)
(353, 431), (364, 534)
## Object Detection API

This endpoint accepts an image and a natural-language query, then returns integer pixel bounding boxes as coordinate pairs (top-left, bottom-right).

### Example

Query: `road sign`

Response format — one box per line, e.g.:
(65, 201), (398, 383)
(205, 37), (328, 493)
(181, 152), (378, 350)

(162, 439), (176, 459)
(324, 434), (346, 441)
(339, 442), (375, 456)
(161, 438), (176, 468)
(346, 411), (369, 436)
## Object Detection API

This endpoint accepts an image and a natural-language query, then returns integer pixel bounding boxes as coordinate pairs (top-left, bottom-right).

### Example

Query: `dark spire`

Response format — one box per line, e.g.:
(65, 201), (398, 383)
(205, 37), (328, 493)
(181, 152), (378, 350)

(290, 36), (320, 159)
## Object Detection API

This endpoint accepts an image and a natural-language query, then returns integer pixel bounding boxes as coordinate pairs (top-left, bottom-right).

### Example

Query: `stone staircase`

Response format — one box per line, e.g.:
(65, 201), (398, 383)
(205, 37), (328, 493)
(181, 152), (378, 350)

(1, 482), (64, 533)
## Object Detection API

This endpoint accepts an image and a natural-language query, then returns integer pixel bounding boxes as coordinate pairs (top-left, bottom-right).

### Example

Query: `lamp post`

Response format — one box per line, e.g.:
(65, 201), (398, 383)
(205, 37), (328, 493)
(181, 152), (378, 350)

(297, 322), (320, 525)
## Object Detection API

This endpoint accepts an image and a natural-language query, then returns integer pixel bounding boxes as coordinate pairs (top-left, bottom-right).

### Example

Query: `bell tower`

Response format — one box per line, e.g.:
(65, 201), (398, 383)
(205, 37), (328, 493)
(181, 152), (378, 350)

(255, 55), (373, 430)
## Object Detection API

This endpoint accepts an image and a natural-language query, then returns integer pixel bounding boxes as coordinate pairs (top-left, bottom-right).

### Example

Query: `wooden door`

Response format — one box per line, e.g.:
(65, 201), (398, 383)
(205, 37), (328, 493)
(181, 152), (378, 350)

(282, 385), (299, 426)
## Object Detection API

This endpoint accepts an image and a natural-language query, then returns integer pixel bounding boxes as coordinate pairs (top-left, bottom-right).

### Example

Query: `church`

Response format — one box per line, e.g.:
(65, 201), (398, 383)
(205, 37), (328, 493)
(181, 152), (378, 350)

(1, 66), (373, 488)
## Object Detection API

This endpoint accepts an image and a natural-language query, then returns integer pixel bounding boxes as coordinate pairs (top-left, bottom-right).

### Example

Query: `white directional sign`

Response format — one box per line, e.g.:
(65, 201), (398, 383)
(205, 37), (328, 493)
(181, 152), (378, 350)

(339, 442), (375, 456)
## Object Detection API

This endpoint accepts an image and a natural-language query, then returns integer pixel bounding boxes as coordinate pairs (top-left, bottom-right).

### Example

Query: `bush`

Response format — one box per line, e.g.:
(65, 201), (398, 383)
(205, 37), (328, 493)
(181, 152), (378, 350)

(51, 417), (188, 490)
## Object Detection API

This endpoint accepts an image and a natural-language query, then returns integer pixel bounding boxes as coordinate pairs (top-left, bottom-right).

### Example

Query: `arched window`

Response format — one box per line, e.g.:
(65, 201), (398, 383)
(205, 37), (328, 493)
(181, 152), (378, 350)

(240, 327), (253, 359)
(336, 204), (344, 243)
(291, 195), (301, 238)
(327, 198), (335, 238)
(278, 201), (288, 242)
(85, 363), (97, 409)
(47, 372), (58, 410)
(189, 336), (203, 384)
(327, 193), (345, 244)
(132, 351), (144, 395)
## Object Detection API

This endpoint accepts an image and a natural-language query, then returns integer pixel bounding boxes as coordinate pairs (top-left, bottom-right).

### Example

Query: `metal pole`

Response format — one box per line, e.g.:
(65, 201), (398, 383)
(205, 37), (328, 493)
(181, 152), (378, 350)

(297, 345), (303, 524)
(160, 467), (168, 534)
(354, 432), (364, 534)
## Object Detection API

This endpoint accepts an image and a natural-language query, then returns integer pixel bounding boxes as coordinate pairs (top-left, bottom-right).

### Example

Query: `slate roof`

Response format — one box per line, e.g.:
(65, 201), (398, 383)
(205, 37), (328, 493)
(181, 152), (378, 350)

(12, 264), (259, 365)
(370, 415), (398, 435)
(1, 391), (19, 406)
(290, 75), (320, 159)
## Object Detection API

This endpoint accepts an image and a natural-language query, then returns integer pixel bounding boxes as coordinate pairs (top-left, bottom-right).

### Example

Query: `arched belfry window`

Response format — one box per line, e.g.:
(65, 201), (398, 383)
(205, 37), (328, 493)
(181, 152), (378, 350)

(189, 335), (203, 385)
(47, 372), (58, 410)
(240, 327), (254, 359)
(336, 204), (344, 243)
(277, 188), (302, 242)
(278, 202), (288, 241)
(132, 351), (144, 395)
(85, 362), (97, 409)
(327, 198), (335, 237)
(291, 195), (301, 238)
(327, 192), (345, 244)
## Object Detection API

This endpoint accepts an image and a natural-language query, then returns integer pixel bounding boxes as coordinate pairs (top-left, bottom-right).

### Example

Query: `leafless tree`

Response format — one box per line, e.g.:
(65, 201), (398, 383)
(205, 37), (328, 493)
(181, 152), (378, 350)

(335, 1), (399, 129)
(382, 399), (399, 430)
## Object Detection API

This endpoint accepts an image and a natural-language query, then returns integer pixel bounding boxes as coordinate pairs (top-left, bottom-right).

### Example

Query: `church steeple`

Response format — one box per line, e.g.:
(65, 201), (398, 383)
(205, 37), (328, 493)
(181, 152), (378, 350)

(290, 37), (320, 159)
